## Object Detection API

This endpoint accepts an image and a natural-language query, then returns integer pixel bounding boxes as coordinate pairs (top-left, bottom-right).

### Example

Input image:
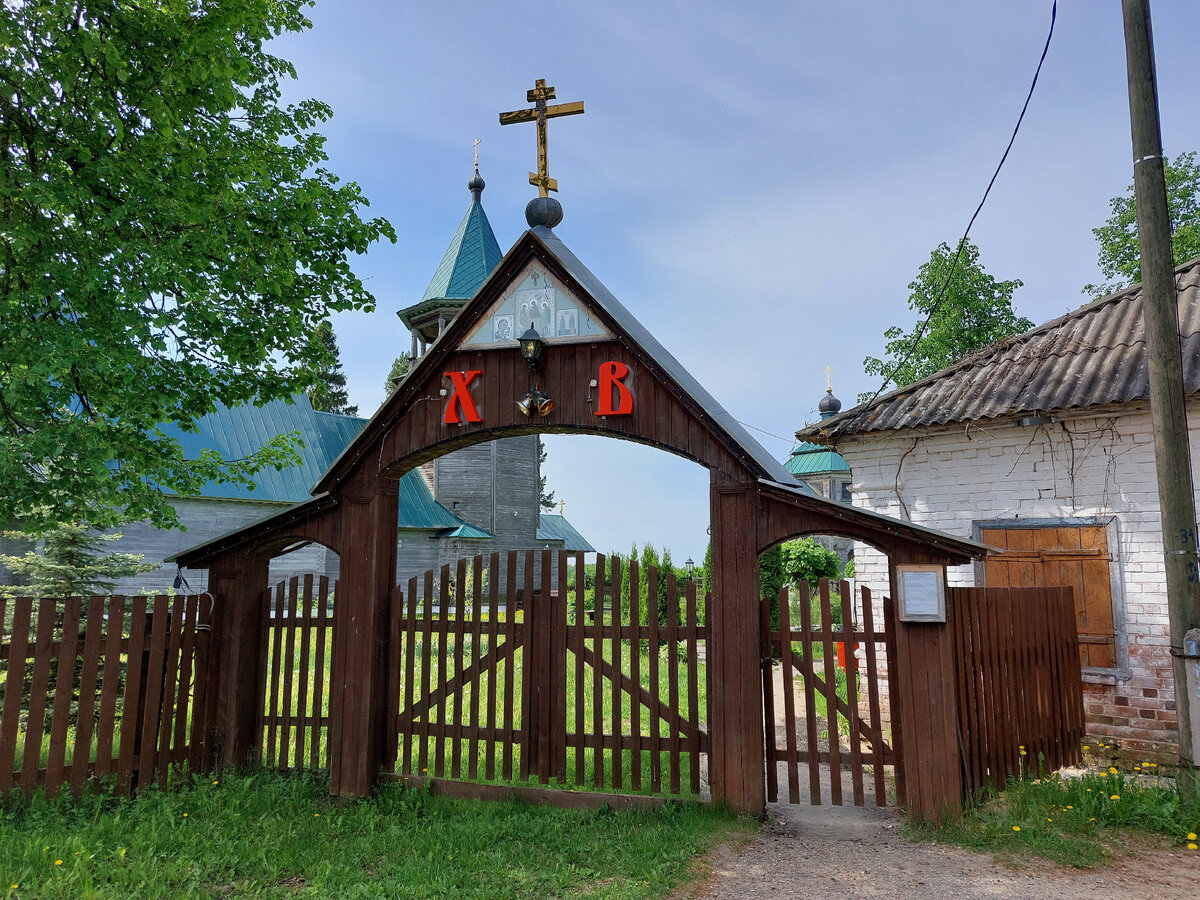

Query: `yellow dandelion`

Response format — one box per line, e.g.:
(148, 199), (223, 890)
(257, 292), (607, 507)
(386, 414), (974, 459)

(212, 780), (220, 785)
(1082, 744), (1090, 751)
(1108, 766), (1118, 774)
(183, 812), (189, 818)
(11, 885), (18, 891)
(314, 813), (320, 817)
(1189, 843), (1198, 851)
(1189, 833), (1198, 841)
(1012, 825), (1021, 832)
(1110, 794), (1120, 801)
(1047, 818), (1053, 822)
(1066, 805), (1073, 810)
(54, 860), (63, 866)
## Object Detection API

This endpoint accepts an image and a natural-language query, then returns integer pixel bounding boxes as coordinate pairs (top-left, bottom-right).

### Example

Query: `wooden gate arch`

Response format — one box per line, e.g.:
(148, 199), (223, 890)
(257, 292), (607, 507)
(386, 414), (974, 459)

(173, 224), (991, 819)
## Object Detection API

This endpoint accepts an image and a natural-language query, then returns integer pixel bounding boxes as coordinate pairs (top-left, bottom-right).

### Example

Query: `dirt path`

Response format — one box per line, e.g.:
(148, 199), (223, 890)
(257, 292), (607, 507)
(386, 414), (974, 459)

(674, 799), (1199, 900)
(675, 666), (1199, 899)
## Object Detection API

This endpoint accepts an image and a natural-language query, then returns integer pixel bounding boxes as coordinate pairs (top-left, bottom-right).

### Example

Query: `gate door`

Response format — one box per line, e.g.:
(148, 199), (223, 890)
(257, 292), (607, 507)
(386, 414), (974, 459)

(386, 550), (709, 797)
(761, 579), (898, 807)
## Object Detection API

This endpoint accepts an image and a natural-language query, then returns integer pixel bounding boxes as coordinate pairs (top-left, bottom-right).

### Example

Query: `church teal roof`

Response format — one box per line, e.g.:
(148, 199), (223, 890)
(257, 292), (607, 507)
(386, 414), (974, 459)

(159, 394), (493, 536)
(396, 470), (492, 537)
(156, 394), (353, 503)
(536, 514), (595, 552)
(783, 441), (850, 477)
(421, 200), (503, 302)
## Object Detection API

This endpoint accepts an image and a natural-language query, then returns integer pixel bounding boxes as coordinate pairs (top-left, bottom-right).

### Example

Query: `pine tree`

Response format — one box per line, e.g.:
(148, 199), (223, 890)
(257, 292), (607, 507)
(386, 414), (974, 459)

(1, 522), (157, 599)
(537, 438), (556, 511)
(384, 353), (412, 395)
(305, 322), (358, 416)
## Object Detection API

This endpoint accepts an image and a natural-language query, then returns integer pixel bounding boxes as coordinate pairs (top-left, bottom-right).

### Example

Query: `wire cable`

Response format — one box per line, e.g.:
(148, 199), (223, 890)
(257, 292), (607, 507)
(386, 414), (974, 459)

(849, 0), (1058, 423)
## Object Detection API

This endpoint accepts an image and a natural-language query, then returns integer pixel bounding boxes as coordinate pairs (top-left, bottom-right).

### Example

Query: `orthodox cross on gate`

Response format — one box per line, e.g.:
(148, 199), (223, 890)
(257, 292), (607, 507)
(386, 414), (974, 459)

(499, 78), (584, 197)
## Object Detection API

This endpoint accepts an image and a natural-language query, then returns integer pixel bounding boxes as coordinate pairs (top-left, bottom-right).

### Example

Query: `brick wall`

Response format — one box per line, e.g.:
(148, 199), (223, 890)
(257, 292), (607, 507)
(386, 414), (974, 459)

(835, 401), (1192, 762)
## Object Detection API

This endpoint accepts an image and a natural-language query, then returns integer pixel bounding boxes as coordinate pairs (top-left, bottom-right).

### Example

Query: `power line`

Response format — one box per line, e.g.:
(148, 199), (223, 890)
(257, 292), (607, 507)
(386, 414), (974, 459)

(851, 0), (1058, 420)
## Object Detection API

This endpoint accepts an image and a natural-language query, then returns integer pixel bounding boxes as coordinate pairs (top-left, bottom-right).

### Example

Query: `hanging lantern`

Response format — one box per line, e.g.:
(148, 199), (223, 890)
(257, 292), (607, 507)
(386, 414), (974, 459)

(518, 323), (545, 371)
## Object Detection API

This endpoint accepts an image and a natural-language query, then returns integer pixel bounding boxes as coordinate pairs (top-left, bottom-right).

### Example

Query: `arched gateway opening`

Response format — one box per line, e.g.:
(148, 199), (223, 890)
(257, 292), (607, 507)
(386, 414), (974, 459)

(173, 224), (989, 819)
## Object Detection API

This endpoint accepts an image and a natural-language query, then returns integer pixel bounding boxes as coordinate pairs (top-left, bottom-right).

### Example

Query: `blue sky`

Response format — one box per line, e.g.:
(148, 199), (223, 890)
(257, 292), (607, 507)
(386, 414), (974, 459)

(271, 1), (1199, 562)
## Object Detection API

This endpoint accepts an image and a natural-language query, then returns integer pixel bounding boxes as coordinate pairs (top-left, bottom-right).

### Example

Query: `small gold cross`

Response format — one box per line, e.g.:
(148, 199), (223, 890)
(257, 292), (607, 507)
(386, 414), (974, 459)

(499, 78), (584, 197)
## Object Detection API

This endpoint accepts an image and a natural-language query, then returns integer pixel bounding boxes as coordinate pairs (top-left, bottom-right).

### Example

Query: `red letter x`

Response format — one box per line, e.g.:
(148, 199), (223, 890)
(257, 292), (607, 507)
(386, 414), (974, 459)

(443, 370), (482, 424)
(595, 361), (634, 416)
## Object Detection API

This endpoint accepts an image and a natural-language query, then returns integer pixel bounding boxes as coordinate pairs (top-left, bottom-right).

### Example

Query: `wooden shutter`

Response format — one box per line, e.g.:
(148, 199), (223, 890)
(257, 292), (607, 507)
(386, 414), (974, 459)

(981, 526), (1116, 669)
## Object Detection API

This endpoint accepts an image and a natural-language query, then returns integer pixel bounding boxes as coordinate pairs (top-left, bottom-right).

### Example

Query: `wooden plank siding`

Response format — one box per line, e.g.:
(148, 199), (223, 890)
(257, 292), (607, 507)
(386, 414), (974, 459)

(950, 586), (1085, 796)
(0, 595), (212, 799)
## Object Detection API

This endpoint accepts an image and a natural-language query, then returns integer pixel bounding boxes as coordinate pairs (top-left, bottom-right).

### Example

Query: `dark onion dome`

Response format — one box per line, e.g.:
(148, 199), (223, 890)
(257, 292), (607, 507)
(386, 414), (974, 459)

(468, 168), (485, 201)
(526, 196), (563, 228)
(818, 388), (842, 419)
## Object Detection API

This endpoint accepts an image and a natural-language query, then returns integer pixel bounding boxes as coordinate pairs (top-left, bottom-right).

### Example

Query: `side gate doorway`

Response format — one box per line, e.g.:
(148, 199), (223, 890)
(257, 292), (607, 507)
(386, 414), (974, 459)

(761, 580), (899, 808)
(386, 549), (709, 798)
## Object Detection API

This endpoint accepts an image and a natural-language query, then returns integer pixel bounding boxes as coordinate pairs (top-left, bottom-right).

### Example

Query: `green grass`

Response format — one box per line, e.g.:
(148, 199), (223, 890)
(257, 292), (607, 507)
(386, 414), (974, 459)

(0, 769), (752, 899)
(915, 756), (1200, 868)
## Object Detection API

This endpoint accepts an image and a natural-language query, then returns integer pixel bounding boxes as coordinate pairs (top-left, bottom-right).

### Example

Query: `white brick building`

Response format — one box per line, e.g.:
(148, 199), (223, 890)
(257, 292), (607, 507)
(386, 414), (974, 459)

(799, 258), (1200, 763)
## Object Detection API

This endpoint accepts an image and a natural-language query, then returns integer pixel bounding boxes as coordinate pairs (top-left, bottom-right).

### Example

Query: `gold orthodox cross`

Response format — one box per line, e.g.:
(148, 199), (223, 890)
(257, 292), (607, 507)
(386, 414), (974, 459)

(499, 78), (584, 197)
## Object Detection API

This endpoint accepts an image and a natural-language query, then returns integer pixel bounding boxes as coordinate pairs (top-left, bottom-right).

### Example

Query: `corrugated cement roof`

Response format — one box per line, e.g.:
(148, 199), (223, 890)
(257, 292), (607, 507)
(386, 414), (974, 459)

(421, 200), (504, 302)
(799, 256), (1200, 441)
(536, 514), (596, 552)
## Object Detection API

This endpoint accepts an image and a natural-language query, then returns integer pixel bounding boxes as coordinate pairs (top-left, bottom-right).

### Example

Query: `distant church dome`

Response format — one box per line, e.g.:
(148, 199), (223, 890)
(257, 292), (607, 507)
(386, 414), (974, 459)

(818, 388), (842, 419)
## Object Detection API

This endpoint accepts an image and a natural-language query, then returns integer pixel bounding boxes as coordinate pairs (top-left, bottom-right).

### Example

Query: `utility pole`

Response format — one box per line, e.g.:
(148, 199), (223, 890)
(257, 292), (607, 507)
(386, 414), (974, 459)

(1122, 0), (1200, 788)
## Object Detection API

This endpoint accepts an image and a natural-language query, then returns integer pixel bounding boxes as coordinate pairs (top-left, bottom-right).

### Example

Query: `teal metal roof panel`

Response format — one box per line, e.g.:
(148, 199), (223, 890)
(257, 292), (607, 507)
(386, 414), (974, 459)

(421, 201), (503, 302)
(784, 442), (850, 477)
(155, 395), (368, 503)
(395, 468), (493, 535)
(536, 514), (595, 552)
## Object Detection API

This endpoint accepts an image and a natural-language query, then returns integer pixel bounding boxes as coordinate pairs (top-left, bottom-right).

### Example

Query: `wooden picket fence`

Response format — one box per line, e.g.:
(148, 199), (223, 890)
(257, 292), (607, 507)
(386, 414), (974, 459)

(0, 594), (212, 799)
(256, 575), (334, 771)
(385, 550), (709, 797)
(950, 586), (1085, 794)
(761, 581), (896, 807)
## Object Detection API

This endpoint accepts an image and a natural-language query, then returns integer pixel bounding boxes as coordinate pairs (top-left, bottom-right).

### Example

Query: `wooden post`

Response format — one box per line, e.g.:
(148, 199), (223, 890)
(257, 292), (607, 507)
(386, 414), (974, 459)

(327, 477), (400, 797)
(708, 473), (765, 815)
(208, 547), (270, 768)
(888, 555), (962, 823)
(1122, 0), (1200, 785)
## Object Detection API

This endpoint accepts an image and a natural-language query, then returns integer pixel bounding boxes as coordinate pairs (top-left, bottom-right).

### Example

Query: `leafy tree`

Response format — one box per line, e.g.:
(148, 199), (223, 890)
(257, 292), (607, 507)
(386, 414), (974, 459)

(537, 438), (556, 511)
(759, 544), (785, 633)
(383, 353), (412, 395)
(860, 240), (1028, 400)
(780, 538), (841, 591)
(305, 321), (357, 416)
(1, 521), (157, 598)
(0, 1), (395, 534)
(1084, 150), (1200, 299)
